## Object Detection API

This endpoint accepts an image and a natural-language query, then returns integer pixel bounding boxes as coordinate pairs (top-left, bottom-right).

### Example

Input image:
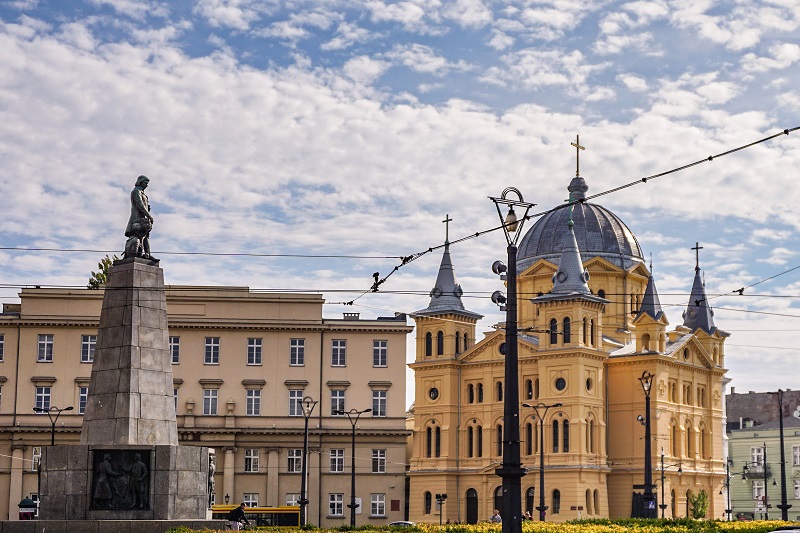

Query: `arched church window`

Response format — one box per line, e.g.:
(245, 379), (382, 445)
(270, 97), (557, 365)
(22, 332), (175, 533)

(590, 319), (595, 346)
(435, 426), (441, 457)
(463, 332), (469, 349)
(583, 317), (587, 344)
(477, 383), (484, 403)
(496, 424), (503, 456)
(477, 426), (483, 457)
(425, 332), (432, 357)
(563, 317), (571, 343)
(436, 331), (444, 355)
(552, 490), (561, 514)
(467, 426), (474, 457)
(526, 423), (533, 455)
(642, 333), (651, 351)
(426, 426), (432, 458)
(424, 492), (432, 514)
(468, 384), (475, 404)
(535, 378), (539, 400)
(496, 381), (503, 402)
(552, 420), (559, 452)
(525, 379), (533, 400)
(562, 420), (570, 452)
(455, 331), (461, 354)
(549, 318), (558, 345)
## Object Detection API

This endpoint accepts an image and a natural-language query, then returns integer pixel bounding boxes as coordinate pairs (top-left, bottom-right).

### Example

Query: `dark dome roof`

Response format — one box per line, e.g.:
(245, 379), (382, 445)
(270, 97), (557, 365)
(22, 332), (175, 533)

(517, 176), (645, 272)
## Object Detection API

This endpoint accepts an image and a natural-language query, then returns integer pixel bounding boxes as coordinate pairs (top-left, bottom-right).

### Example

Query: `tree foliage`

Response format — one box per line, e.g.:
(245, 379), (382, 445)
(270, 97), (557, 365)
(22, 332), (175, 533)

(87, 255), (118, 289)
(689, 489), (710, 519)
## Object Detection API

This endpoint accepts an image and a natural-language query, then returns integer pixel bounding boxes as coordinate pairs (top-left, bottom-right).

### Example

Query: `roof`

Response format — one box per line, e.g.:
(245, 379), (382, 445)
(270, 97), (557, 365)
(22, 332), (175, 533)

(415, 242), (483, 320)
(682, 264), (716, 334)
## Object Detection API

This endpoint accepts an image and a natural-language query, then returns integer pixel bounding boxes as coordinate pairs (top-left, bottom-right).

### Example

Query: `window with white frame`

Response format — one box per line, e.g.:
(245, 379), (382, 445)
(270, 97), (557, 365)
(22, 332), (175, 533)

(243, 493), (258, 507)
(35, 386), (51, 411)
(372, 390), (387, 417)
(286, 493), (300, 506)
(794, 480), (800, 499)
(288, 449), (302, 472)
(753, 479), (765, 500)
(204, 337), (220, 364)
(248, 338), (262, 366)
(81, 335), (96, 363)
(331, 390), (345, 415)
(751, 447), (764, 466)
(203, 389), (218, 415)
(78, 386), (88, 415)
(370, 493), (386, 517)
(246, 389), (261, 416)
(174, 388), (178, 414)
(38, 334), (54, 362)
(289, 390), (303, 416)
(793, 445), (800, 466)
(290, 338), (305, 366)
(332, 339), (346, 367)
(0, 333), (4, 361)
(372, 449), (386, 473)
(373, 340), (387, 367)
(32, 447), (42, 471)
(244, 448), (259, 472)
(329, 493), (344, 516)
(169, 336), (180, 364)
(330, 449), (344, 473)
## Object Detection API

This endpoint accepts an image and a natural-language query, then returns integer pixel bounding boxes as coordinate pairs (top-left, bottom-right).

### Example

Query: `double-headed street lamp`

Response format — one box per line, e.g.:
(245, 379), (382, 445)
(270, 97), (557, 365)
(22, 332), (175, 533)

(299, 396), (318, 527)
(489, 187), (535, 533)
(436, 493), (448, 525)
(636, 371), (657, 518)
(658, 447), (681, 518)
(33, 405), (73, 445)
(336, 408), (372, 527)
(770, 389), (792, 520)
(522, 402), (562, 522)
(722, 459), (749, 520)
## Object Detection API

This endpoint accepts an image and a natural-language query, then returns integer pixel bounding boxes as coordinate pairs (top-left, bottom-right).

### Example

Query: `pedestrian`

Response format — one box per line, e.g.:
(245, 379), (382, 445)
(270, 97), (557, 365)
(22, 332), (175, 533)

(490, 509), (502, 523)
(227, 502), (251, 530)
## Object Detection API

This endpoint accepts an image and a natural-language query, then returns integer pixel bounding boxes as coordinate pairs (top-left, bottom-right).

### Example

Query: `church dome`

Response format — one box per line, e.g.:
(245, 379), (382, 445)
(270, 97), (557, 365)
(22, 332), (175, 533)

(517, 176), (645, 272)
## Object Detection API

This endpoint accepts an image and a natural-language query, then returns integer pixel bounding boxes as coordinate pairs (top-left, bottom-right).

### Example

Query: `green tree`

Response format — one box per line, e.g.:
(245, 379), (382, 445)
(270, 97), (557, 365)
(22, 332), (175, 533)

(689, 489), (709, 519)
(87, 255), (118, 289)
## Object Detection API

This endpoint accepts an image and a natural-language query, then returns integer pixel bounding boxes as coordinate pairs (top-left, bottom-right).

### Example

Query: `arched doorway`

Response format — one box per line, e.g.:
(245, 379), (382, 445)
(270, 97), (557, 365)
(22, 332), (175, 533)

(466, 489), (478, 524)
(494, 486), (503, 518)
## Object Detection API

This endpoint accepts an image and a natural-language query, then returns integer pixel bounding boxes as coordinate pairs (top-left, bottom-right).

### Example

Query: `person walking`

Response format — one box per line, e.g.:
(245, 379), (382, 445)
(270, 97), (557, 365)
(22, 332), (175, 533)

(227, 502), (251, 530)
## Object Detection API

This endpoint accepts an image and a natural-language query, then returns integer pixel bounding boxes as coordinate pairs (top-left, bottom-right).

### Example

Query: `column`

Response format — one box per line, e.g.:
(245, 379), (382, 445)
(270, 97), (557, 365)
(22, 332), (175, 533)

(8, 446), (24, 521)
(223, 447), (236, 504)
(266, 448), (281, 507)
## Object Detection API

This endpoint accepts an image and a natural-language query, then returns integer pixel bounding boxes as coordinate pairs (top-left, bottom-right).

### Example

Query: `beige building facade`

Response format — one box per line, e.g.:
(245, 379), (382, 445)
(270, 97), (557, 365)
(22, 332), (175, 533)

(0, 285), (412, 525)
(408, 175), (729, 523)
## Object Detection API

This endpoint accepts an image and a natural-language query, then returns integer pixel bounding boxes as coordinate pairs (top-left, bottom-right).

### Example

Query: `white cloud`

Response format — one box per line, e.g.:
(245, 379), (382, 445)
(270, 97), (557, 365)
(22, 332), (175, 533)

(88, 0), (169, 20)
(487, 29), (513, 50)
(480, 49), (609, 93)
(342, 55), (389, 85)
(696, 81), (740, 105)
(777, 91), (800, 110)
(441, 0), (492, 28)
(321, 21), (374, 51)
(618, 73), (648, 92)
(384, 43), (472, 75)
(193, 0), (261, 30)
(259, 9), (341, 43)
(741, 43), (800, 73)
(756, 247), (795, 266)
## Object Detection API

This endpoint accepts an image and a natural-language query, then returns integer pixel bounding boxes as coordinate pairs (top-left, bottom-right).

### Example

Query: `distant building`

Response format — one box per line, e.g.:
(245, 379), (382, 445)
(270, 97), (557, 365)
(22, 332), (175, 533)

(0, 286), (412, 524)
(726, 388), (800, 432)
(408, 175), (729, 523)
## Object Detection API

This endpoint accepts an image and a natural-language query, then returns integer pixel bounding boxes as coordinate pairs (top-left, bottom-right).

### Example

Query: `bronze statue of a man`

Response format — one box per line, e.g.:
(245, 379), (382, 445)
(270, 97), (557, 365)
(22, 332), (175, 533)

(124, 175), (156, 260)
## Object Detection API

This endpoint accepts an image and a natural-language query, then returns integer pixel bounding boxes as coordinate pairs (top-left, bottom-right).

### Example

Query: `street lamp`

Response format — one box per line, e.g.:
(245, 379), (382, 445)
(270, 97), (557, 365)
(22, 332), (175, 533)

(224, 493), (230, 505)
(522, 402), (562, 522)
(770, 389), (792, 520)
(336, 408), (372, 527)
(636, 370), (656, 518)
(722, 459), (748, 520)
(658, 447), (681, 518)
(33, 405), (73, 445)
(298, 396), (318, 527)
(436, 493), (448, 525)
(490, 187), (535, 533)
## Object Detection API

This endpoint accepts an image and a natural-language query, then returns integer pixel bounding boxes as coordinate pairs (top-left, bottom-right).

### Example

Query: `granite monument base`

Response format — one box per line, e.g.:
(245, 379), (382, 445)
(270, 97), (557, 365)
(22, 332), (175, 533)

(38, 444), (209, 521)
(0, 519), (226, 533)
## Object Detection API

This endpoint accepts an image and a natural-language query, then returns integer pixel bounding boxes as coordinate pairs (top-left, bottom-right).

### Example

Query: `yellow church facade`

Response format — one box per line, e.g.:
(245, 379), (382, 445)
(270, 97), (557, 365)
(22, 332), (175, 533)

(408, 175), (728, 523)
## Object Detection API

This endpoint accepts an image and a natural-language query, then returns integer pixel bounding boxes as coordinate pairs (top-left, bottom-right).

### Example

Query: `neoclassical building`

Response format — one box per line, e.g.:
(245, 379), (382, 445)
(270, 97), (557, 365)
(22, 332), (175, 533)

(408, 174), (729, 523)
(0, 286), (412, 524)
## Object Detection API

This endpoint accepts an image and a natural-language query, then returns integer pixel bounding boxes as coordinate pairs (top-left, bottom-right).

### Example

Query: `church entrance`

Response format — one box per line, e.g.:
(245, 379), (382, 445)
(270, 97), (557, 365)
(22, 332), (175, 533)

(466, 489), (478, 524)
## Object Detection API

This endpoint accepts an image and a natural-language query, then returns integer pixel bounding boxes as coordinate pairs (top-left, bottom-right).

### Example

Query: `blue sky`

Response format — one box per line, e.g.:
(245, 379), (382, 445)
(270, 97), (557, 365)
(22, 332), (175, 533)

(1, 0), (800, 407)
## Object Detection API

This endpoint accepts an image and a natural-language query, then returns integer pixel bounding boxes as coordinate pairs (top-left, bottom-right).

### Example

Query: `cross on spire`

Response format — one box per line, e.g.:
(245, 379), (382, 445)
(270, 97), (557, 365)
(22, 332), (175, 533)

(442, 214), (453, 244)
(570, 135), (585, 177)
(692, 242), (703, 271)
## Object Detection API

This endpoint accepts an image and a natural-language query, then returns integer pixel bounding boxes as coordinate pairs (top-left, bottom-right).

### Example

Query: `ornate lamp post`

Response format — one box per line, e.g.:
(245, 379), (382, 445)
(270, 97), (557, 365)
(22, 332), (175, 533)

(33, 405), (73, 445)
(336, 408), (372, 527)
(724, 460), (749, 520)
(489, 187), (535, 533)
(299, 396), (318, 527)
(436, 493), (448, 525)
(770, 389), (792, 520)
(522, 402), (562, 522)
(658, 447), (681, 518)
(637, 371), (656, 517)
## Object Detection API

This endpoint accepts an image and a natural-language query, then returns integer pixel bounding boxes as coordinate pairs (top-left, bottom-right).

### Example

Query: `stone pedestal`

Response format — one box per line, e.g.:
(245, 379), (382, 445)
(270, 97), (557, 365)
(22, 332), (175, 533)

(39, 258), (209, 520)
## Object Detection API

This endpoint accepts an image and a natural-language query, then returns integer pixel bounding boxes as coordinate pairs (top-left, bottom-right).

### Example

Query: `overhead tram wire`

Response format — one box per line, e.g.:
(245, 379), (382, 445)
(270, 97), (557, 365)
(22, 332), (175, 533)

(0, 247), (402, 260)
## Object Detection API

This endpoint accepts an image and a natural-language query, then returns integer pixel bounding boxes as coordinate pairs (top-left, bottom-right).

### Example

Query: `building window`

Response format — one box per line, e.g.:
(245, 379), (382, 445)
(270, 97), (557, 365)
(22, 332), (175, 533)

(289, 390), (303, 416)
(477, 426), (483, 457)
(244, 449), (259, 473)
(332, 339), (346, 366)
(204, 337), (220, 365)
(286, 493), (300, 506)
(553, 420), (559, 452)
(79, 386), (88, 415)
(247, 338), (262, 365)
(752, 480), (765, 500)
(794, 480), (800, 499)
(81, 335), (96, 363)
(553, 489), (561, 514)
(288, 449), (302, 473)
(426, 427), (432, 458)
(549, 319), (558, 345)
(477, 383), (484, 403)
(371, 493), (386, 517)
(246, 389), (261, 416)
(435, 427), (441, 457)
(496, 381), (503, 402)
(525, 379), (533, 400)
(243, 493), (258, 507)
(794, 446), (800, 466)
(330, 449), (344, 473)
(373, 340), (388, 367)
(290, 338), (305, 366)
(174, 388), (178, 413)
(329, 493), (344, 516)
(497, 424), (503, 456)
(32, 447), (42, 471)
(563, 420), (570, 452)
(425, 333), (432, 357)
(424, 492), (432, 514)
(468, 384), (475, 403)
(563, 317), (571, 343)
(35, 387), (51, 411)
(38, 334), (54, 362)
(331, 390), (345, 415)
(203, 389), (218, 415)
(467, 426), (474, 457)
(372, 449), (386, 473)
(372, 390), (387, 417)
(526, 423), (533, 455)
(751, 446), (764, 466)
(0, 333), (4, 361)
(169, 336), (180, 364)
(436, 331), (444, 356)
(455, 332), (461, 354)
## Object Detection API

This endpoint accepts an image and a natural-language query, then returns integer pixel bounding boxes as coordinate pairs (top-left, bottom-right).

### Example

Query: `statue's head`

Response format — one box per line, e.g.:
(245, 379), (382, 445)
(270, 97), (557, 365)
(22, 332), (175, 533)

(135, 175), (150, 187)
(103, 453), (112, 461)
(134, 453), (141, 461)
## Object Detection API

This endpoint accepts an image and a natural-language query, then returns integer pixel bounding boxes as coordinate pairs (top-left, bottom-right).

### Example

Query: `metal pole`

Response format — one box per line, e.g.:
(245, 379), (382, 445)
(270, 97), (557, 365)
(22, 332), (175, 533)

(523, 402), (560, 522)
(660, 450), (665, 519)
(776, 390), (791, 520)
(300, 414), (310, 526)
(763, 442), (769, 520)
(350, 418), (357, 527)
(725, 460), (732, 521)
(643, 383), (654, 517)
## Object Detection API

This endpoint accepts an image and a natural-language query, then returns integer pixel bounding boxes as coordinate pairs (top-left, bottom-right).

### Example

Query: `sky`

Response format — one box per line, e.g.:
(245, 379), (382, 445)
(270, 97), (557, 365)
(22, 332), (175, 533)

(1, 0), (800, 409)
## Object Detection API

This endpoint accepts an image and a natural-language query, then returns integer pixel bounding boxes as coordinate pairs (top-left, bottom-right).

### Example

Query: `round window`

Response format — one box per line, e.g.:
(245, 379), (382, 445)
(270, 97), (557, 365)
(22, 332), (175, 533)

(499, 342), (506, 355)
(586, 377), (593, 391)
(555, 377), (567, 391)
(429, 388), (439, 401)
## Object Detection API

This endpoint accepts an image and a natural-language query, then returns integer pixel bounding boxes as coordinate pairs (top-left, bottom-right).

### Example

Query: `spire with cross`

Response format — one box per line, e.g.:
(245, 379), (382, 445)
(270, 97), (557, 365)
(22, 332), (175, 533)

(442, 214), (452, 244)
(692, 242), (703, 271)
(570, 135), (585, 177)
